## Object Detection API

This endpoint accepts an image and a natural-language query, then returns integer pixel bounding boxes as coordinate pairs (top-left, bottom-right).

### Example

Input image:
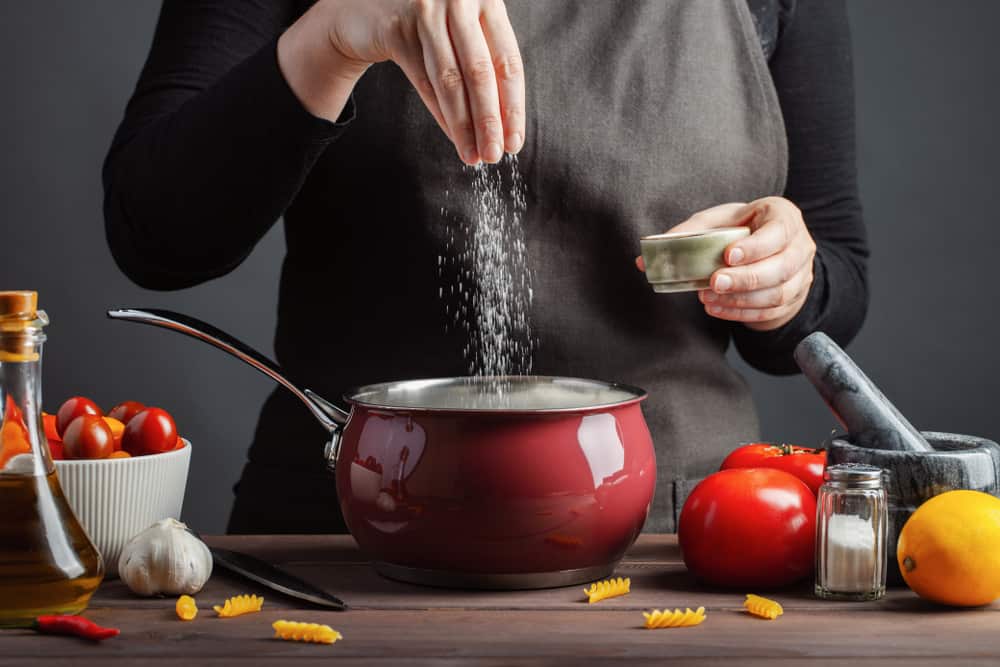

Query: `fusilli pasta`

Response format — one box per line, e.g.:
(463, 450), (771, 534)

(175, 595), (198, 621)
(272, 620), (343, 644)
(642, 606), (706, 629)
(744, 594), (783, 620)
(213, 594), (264, 618)
(583, 577), (631, 603)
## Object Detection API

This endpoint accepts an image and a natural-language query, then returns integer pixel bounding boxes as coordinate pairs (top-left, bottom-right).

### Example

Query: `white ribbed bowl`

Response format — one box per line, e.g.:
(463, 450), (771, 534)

(54, 441), (191, 577)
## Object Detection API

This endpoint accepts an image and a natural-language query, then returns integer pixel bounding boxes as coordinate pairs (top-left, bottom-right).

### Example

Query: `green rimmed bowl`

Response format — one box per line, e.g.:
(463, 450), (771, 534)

(640, 227), (750, 293)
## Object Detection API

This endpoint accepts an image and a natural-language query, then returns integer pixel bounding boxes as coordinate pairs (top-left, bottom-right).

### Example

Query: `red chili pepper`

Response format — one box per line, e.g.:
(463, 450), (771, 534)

(33, 615), (119, 641)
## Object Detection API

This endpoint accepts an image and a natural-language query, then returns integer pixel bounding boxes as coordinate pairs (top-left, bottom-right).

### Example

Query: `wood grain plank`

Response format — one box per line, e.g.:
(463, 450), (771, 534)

(3, 608), (999, 662)
(6, 535), (997, 665)
(96, 535), (999, 613)
(4, 660), (1000, 667)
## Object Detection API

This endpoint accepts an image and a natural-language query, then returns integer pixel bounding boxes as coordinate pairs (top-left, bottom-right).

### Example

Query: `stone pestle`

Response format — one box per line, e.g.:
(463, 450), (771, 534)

(793, 332), (933, 452)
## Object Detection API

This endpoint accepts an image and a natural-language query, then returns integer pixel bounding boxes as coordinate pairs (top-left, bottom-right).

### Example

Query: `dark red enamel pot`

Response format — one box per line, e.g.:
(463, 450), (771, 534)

(336, 377), (655, 587)
(108, 309), (656, 589)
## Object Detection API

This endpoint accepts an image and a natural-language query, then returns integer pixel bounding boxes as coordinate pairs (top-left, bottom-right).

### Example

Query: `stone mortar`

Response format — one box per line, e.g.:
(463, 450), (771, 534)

(827, 431), (1000, 585)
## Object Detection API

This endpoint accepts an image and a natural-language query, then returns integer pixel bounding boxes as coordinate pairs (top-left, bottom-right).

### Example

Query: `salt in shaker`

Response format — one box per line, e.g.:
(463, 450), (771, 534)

(814, 463), (888, 601)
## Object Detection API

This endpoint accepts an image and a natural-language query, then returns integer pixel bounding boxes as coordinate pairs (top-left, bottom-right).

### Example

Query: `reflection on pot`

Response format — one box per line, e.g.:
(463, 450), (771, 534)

(356, 414), (426, 486)
(350, 414), (428, 533)
(577, 413), (626, 489)
(545, 533), (584, 549)
(349, 456), (382, 504)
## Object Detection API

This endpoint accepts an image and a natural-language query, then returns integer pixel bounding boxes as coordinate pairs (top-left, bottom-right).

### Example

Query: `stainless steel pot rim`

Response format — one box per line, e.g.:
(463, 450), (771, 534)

(344, 375), (647, 414)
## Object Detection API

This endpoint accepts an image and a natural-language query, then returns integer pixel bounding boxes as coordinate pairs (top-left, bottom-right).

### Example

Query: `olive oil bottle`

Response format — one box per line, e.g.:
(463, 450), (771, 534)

(0, 291), (102, 627)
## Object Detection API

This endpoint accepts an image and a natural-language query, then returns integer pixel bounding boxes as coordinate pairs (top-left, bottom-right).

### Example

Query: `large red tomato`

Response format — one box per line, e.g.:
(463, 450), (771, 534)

(678, 468), (816, 588)
(720, 443), (827, 495)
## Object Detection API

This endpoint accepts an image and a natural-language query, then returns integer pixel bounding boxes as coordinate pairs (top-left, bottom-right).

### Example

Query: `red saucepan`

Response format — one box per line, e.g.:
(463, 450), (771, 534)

(108, 308), (656, 589)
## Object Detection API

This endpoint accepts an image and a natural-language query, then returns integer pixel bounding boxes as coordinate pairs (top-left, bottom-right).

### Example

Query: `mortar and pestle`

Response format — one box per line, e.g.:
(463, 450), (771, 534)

(794, 332), (1000, 585)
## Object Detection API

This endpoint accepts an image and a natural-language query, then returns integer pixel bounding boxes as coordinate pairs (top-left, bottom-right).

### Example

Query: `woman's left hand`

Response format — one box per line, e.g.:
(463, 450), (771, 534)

(637, 197), (816, 331)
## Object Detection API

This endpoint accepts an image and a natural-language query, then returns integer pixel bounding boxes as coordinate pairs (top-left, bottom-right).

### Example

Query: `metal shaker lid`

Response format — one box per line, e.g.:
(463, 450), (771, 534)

(824, 463), (884, 487)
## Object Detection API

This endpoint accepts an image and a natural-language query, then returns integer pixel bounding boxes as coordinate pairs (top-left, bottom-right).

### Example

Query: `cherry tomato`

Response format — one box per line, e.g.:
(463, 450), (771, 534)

(63, 415), (115, 460)
(56, 397), (103, 438)
(47, 439), (65, 460)
(720, 443), (827, 495)
(108, 450), (131, 459)
(108, 401), (146, 425)
(122, 408), (178, 456)
(678, 468), (816, 588)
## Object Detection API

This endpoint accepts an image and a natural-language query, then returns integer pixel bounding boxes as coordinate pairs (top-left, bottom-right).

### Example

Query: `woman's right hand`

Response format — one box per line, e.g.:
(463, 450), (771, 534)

(278, 0), (525, 165)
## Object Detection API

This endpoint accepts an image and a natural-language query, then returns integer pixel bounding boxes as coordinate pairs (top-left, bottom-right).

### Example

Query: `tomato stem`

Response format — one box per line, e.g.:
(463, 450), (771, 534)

(776, 443), (823, 456)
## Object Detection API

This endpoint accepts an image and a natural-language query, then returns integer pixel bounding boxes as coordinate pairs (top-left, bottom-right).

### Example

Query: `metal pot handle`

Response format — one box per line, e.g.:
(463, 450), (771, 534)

(106, 308), (348, 468)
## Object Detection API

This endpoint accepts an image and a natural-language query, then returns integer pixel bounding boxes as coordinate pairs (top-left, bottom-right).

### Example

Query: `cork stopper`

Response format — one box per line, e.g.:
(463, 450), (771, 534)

(0, 291), (37, 319)
(0, 291), (46, 361)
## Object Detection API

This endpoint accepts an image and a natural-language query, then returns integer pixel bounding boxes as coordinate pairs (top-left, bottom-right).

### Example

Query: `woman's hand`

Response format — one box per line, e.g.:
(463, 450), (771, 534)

(637, 198), (817, 331)
(278, 0), (525, 165)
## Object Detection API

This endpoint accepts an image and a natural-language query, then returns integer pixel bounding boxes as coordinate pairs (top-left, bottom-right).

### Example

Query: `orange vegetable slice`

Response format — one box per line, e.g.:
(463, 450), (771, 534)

(1, 396), (31, 468)
(42, 412), (60, 441)
(102, 416), (125, 450)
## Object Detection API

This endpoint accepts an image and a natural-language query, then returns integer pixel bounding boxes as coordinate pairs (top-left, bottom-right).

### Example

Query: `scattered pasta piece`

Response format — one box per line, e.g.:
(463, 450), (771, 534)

(175, 595), (198, 621)
(744, 594), (783, 620)
(272, 620), (342, 644)
(583, 577), (630, 604)
(643, 606), (706, 629)
(213, 594), (264, 618)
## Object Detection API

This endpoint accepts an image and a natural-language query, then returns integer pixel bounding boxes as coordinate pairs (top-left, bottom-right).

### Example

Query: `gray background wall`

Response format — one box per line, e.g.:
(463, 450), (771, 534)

(1, 2), (997, 533)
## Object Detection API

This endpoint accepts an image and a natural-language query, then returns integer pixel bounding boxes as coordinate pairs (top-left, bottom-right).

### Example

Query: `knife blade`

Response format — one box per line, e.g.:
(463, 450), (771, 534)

(209, 546), (347, 610)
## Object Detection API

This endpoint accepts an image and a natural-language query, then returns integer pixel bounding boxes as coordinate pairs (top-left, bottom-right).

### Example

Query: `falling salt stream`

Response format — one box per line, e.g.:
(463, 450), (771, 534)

(438, 154), (535, 408)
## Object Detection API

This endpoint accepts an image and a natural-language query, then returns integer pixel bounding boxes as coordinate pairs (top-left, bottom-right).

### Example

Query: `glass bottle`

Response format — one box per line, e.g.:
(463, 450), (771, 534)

(0, 291), (103, 627)
(814, 463), (887, 601)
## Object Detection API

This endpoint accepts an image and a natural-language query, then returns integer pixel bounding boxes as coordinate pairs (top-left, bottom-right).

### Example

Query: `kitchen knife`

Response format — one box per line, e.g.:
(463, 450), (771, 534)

(209, 546), (347, 610)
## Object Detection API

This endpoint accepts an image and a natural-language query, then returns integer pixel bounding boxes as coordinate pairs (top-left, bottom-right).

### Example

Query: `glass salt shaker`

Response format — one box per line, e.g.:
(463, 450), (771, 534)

(814, 463), (887, 601)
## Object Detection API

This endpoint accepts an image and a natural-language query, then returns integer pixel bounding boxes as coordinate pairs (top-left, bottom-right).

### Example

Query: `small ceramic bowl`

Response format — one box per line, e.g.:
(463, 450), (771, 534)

(640, 227), (750, 293)
(54, 441), (191, 577)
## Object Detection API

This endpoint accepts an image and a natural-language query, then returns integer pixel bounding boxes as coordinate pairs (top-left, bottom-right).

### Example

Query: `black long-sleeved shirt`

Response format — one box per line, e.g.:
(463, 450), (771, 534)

(104, 0), (868, 376)
(103, 0), (869, 532)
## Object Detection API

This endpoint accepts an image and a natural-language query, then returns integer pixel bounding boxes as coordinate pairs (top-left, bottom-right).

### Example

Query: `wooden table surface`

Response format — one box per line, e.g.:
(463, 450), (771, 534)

(2, 534), (998, 666)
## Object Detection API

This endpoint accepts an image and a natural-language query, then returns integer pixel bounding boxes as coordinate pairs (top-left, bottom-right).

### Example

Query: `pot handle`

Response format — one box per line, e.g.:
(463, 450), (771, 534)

(106, 308), (349, 450)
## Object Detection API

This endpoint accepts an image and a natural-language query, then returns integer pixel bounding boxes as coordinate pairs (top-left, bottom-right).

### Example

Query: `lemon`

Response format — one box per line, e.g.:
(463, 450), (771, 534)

(897, 489), (1000, 606)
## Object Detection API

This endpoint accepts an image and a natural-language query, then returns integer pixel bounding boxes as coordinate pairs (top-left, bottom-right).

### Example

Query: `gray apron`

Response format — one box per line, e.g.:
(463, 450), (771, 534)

(232, 0), (787, 533)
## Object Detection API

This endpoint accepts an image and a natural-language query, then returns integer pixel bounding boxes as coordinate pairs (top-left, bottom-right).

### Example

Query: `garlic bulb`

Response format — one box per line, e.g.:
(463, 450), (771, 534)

(118, 518), (212, 596)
